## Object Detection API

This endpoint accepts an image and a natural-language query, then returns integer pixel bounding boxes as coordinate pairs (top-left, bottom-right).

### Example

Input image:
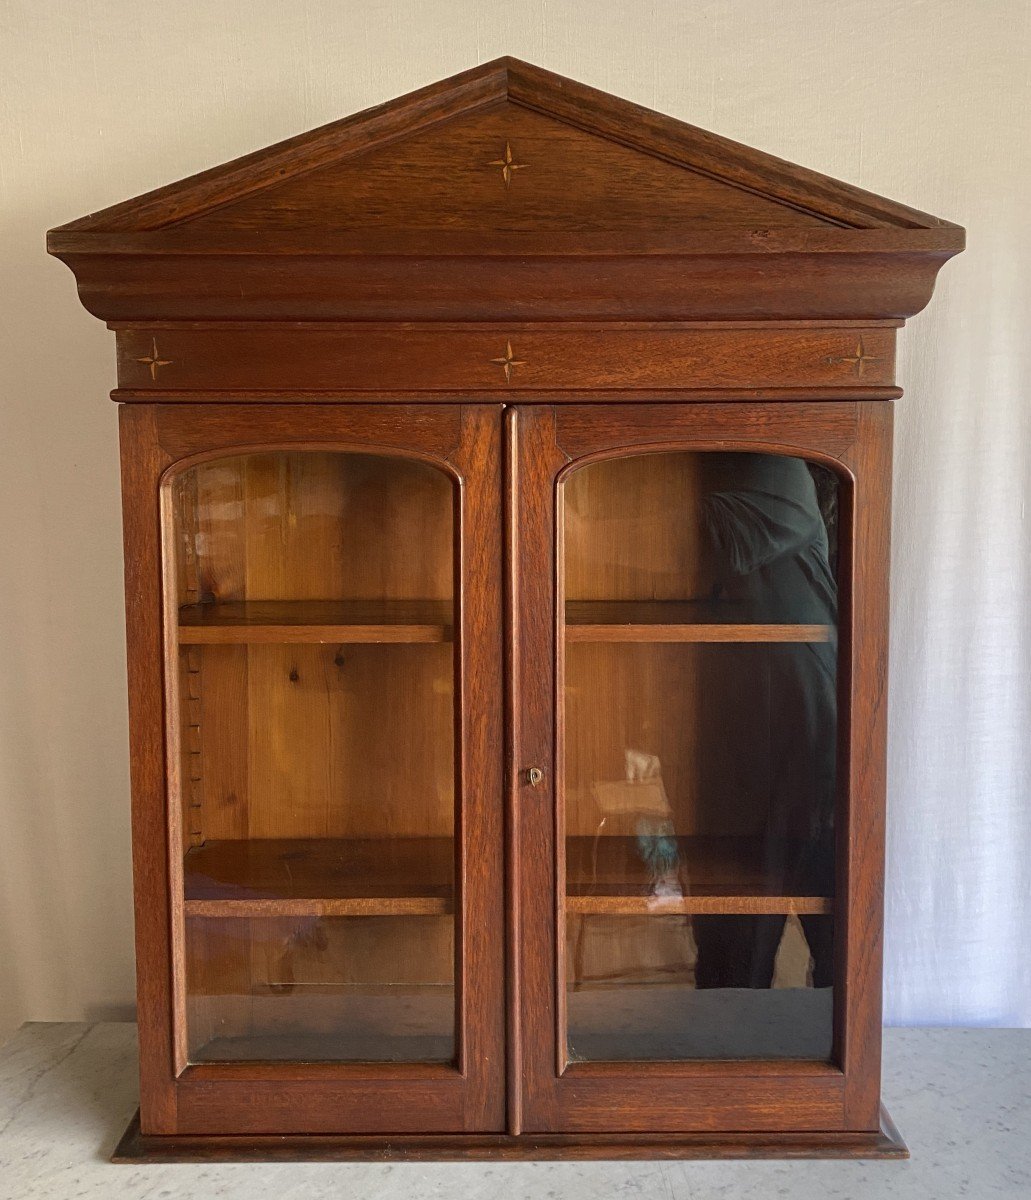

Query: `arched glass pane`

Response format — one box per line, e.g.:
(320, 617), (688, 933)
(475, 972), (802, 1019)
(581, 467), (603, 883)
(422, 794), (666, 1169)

(167, 451), (455, 1063)
(562, 451), (839, 1061)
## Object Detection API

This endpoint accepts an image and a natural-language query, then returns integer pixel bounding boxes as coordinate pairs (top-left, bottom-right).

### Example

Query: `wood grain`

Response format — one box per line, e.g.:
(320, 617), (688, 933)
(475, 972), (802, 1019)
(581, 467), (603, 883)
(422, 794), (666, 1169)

(837, 402), (892, 1129)
(112, 1104), (908, 1160)
(119, 405), (179, 1128)
(61, 247), (957, 324)
(112, 323), (898, 395)
(185, 104), (832, 236)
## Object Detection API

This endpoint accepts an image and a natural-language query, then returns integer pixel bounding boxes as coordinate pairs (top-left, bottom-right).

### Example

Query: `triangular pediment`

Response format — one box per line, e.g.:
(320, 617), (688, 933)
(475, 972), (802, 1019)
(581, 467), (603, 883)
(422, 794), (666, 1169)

(49, 58), (960, 246)
(175, 103), (833, 235)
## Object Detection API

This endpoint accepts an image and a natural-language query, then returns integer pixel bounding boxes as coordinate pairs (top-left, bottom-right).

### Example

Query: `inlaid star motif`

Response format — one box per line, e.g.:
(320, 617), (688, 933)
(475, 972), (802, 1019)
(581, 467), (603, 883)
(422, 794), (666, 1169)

(827, 337), (881, 377)
(490, 341), (526, 383)
(136, 338), (173, 381)
(487, 141), (526, 187)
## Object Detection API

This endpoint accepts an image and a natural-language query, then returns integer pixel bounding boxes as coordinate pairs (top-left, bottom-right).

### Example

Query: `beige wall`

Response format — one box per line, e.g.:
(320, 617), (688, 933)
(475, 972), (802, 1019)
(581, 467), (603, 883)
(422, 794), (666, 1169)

(1, 1), (1028, 1043)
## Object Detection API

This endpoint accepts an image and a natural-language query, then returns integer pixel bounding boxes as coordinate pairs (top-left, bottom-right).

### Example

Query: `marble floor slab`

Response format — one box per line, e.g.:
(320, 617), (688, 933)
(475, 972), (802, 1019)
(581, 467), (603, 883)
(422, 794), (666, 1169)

(0, 1022), (1027, 1198)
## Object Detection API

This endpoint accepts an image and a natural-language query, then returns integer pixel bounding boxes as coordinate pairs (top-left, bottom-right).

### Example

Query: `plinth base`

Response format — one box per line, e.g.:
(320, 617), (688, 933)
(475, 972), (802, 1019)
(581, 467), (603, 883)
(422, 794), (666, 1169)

(113, 1105), (908, 1162)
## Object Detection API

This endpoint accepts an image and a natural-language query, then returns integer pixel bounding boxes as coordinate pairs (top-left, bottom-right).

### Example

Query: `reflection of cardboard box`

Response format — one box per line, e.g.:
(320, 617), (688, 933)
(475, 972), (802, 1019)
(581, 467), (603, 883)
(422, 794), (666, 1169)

(569, 914), (695, 987)
(592, 778), (672, 821)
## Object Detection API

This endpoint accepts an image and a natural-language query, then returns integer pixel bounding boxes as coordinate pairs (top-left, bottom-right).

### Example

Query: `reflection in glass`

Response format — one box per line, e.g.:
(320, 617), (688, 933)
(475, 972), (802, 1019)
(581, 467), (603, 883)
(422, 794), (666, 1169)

(563, 452), (839, 1061)
(169, 452), (456, 1062)
(185, 915), (454, 1062)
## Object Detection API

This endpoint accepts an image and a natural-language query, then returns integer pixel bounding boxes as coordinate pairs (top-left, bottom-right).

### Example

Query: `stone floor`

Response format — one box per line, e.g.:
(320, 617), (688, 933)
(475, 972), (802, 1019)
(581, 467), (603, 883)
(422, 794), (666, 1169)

(0, 1023), (1028, 1198)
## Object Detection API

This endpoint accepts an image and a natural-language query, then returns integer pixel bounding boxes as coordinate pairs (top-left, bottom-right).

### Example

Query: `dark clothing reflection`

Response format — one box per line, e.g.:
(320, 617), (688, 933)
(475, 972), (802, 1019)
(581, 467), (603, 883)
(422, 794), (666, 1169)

(693, 453), (837, 990)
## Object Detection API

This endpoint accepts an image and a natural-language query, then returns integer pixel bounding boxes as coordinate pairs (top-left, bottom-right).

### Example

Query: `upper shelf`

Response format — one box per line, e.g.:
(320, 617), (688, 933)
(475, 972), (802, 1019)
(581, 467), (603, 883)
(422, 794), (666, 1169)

(178, 600), (453, 645)
(177, 599), (831, 646)
(564, 601), (833, 644)
(177, 599), (832, 646)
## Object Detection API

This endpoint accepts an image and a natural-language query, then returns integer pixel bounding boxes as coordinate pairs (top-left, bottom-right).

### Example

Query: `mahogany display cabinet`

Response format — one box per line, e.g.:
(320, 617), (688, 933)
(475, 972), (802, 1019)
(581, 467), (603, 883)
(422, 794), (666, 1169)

(48, 58), (963, 1161)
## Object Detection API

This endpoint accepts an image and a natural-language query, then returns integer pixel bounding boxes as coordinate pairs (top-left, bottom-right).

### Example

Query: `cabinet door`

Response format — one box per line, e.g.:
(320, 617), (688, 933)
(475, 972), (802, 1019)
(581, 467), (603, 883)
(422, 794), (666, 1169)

(509, 403), (890, 1134)
(121, 403), (504, 1136)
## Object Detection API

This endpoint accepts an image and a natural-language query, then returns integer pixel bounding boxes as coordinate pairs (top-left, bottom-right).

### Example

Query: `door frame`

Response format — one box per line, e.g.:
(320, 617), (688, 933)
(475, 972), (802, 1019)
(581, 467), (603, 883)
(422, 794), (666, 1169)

(120, 402), (506, 1136)
(507, 401), (892, 1134)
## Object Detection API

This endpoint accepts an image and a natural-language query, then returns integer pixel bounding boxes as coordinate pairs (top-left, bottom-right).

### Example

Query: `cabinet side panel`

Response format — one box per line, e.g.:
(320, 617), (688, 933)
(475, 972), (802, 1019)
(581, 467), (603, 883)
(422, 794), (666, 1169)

(119, 405), (177, 1132)
(839, 403), (893, 1129)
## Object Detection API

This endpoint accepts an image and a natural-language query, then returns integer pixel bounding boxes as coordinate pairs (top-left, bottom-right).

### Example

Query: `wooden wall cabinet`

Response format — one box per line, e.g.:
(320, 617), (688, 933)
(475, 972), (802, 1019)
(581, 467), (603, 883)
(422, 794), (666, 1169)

(48, 59), (962, 1161)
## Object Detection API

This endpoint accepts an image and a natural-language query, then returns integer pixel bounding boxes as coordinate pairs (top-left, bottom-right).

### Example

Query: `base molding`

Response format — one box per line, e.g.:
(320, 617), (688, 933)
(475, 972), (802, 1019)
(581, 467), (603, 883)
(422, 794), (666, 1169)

(113, 1105), (908, 1162)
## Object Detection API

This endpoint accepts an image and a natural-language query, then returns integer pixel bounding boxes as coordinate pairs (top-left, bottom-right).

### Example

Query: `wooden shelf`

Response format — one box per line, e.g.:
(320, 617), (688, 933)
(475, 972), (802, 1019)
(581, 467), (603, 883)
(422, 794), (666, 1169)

(178, 600), (831, 646)
(183, 835), (828, 920)
(183, 837), (454, 918)
(178, 600), (453, 645)
(564, 601), (832, 644)
(566, 836), (833, 916)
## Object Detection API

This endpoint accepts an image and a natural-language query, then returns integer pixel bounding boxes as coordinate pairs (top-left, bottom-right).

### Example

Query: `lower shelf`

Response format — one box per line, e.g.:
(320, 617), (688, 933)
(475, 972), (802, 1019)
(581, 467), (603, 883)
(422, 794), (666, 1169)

(113, 1105), (908, 1162)
(182, 835), (830, 919)
(183, 837), (454, 918)
(567, 835), (833, 916)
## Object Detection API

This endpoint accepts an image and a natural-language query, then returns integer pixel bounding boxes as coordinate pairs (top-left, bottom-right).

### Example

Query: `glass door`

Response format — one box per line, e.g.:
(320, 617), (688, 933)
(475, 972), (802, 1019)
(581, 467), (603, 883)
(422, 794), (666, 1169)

(511, 403), (890, 1135)
(136, 403), (504, 1136)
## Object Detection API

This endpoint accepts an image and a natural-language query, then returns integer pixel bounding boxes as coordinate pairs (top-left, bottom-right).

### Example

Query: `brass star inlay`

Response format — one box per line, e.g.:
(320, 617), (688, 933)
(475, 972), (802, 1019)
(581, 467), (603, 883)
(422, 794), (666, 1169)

(136, 338), (173, 381)
(487, 141), (526, 187)
(490, 341), (526, 383)
(827, 337), (881, 377)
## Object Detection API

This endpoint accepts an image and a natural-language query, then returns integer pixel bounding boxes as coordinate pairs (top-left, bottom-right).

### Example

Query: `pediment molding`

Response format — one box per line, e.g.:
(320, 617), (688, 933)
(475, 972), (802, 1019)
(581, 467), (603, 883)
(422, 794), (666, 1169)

(49, 58), (961, 242)
(47, 59), (963, 323)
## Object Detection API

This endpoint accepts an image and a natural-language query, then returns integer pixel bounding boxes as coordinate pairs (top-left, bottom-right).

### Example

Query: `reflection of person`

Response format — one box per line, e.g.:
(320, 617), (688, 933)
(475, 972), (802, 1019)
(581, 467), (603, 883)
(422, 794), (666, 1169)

(692, 453), (837, 990)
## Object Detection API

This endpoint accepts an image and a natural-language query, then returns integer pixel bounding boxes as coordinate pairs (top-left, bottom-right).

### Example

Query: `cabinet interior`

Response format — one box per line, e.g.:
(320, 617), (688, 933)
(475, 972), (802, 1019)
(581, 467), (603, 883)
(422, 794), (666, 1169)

(167, 444), (839, 1064)
(561, 451), (838, 1061)
(169, 451), (456, 1062)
